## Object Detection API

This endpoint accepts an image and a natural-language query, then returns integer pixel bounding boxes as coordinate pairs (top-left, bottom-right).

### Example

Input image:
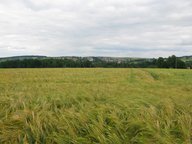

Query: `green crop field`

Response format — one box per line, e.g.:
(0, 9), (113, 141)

(0, 68), (192, 144)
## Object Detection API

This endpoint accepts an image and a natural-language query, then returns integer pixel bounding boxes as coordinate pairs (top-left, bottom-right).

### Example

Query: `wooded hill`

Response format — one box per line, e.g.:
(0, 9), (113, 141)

(0, 55), (191, 68)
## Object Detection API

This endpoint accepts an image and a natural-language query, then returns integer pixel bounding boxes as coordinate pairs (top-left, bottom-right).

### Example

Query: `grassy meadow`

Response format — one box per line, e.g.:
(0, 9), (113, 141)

(0, 68), (192, 144)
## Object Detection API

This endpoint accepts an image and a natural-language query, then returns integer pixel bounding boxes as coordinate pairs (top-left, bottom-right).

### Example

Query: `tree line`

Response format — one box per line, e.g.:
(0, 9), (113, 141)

(0, 55), (190, 68)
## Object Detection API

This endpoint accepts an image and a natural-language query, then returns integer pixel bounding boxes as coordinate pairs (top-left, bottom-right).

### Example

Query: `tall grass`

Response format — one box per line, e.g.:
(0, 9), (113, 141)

(0, 68), (191, 143)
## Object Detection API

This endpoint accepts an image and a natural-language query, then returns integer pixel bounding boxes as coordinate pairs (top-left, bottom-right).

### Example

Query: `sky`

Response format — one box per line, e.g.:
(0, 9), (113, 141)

(0, 0), (192, 58)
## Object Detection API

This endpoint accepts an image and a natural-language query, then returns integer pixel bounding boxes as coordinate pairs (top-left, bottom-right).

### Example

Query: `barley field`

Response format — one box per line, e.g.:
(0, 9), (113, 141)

(0, 68), (192, 144)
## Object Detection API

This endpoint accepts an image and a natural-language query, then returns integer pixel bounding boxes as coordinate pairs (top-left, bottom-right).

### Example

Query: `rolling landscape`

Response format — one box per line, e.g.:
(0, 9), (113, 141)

(0, 55), (191, 68)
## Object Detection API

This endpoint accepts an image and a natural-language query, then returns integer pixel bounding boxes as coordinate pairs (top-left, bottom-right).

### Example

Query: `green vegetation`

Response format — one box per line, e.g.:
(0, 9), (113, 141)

(0, 68), (192, 143)
(156, 55), (186, 69)
(0, 55), (190, 68)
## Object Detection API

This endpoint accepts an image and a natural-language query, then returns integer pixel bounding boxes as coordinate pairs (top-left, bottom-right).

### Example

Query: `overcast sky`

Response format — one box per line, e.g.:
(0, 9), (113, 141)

(0, 0), (192, 58)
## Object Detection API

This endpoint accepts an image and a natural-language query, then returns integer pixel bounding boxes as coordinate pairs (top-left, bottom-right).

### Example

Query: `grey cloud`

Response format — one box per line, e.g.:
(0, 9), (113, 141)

(0, 0), (192, 57)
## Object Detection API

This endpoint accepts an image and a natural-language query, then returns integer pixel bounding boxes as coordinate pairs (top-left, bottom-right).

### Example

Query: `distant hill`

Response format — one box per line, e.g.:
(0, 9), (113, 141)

(0, 55), (190, 68)
(0, 55), (192, 63)
(0, 55), (47, 62)
(179, 56), (192, 62)
(0, 55), (152, 63)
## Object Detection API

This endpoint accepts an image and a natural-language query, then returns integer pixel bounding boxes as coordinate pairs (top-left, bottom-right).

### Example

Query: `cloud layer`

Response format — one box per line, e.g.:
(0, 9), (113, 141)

(0, 0), (192, 57)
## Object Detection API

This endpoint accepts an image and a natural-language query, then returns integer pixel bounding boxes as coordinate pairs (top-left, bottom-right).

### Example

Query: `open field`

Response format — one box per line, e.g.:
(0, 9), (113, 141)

(0, 68), (192, 144)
